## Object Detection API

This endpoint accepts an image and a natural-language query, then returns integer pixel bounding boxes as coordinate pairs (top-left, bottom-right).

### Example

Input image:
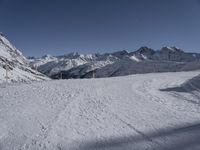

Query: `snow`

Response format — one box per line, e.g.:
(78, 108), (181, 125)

(141, 54), (147, 60)
(0, 34), (49, 83)
(129, 55), (140, 62)
(30, 47), (200, 79)
(0, 71), (200, 150)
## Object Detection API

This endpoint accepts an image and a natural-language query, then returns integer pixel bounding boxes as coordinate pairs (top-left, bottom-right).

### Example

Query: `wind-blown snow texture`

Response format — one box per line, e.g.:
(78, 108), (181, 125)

(0, 33), (49, 83)
(30, 47), (200, 79)
(0, 71), (200, 150)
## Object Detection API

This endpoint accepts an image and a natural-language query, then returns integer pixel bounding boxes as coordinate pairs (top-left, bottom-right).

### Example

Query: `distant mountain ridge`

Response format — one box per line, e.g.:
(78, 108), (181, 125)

(1, 33), (199, 82)
(29, 46), (200, 79)
(0, 33), (49, 83)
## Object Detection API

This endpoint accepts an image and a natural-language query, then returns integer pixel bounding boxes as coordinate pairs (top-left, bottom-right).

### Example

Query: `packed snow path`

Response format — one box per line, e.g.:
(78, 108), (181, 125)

(0, 71), (200, 150)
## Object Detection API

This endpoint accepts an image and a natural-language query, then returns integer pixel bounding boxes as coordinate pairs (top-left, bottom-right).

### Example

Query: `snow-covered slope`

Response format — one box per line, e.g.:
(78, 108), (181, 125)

(0, 33), (49, 83)
(0, 71), (200, 150)
(30, 47), (200, 79)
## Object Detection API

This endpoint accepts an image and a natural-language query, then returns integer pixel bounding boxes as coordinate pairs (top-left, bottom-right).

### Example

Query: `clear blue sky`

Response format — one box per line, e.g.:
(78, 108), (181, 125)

(0, 0), (200, 56)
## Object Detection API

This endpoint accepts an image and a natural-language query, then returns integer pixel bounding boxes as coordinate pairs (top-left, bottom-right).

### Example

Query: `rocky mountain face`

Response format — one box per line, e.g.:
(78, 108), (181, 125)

(0, 33), (49, 83)
(29, 46), (200, 79)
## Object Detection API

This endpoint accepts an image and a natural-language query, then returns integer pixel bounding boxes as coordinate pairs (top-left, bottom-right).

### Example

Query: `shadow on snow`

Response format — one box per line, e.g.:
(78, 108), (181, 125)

(67, 122), (200, 150)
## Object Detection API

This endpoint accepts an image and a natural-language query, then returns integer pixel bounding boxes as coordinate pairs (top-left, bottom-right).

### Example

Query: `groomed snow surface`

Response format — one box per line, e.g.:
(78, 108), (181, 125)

(0, 71), (200, 150)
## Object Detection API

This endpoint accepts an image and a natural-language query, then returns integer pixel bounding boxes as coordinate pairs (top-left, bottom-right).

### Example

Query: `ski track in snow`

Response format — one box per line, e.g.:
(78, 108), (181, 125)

(0, 71), (200, 150)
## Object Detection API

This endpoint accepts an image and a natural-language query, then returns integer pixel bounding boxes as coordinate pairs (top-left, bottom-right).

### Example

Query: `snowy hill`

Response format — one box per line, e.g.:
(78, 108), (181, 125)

(0, 70), (200, 150)
(0, 33), (49, 83)
(30, 47), (200, 79)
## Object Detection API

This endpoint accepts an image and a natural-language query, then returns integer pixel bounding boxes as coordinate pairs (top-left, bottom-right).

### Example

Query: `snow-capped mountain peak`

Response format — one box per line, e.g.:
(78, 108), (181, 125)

(135, 46), (155, 54)
(30, 46), (200, 79)
(161, 46), (183, 53)
(111, 50), (129, 58)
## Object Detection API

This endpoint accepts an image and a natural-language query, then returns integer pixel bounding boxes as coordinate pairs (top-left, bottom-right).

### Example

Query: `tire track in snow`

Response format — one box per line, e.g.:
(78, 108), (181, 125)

(160, 78), (200, 106)
(20, 88), (82, 150)
(169, 92), (200, 105)
(136, 79), (167, 105)
(135, 78), (200, 113)
(99, 93), (168, 150)
(108, 111), (169, 150)
(85, 81), (168, 149)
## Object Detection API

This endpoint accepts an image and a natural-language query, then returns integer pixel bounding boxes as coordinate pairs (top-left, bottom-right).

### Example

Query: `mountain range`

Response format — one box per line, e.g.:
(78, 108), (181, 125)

(29, 46), (200, 79)
(1, 33), (200, 82)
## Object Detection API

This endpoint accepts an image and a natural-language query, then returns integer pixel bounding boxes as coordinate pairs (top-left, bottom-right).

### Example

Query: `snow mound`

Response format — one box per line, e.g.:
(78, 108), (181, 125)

(183, 74), (200, 91)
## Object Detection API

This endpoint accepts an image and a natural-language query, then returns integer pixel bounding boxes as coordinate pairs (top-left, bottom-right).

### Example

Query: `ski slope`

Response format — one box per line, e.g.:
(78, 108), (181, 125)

(0, 71), (200, 150)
